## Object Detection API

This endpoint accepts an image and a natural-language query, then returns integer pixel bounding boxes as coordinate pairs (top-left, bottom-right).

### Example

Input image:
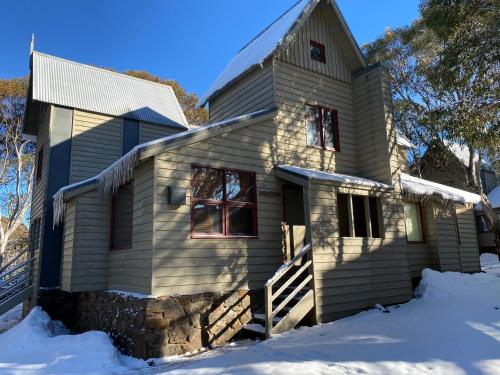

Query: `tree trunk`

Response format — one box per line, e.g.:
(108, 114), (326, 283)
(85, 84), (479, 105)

(0, 239), (7, 269)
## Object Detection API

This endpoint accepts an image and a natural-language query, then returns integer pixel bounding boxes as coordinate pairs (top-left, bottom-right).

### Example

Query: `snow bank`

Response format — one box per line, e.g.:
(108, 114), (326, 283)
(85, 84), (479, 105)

(0, 304), (22, 332)
(400, 173), (480, 204)
(0, 307), (145, 374)
(157, 269), (500, 375)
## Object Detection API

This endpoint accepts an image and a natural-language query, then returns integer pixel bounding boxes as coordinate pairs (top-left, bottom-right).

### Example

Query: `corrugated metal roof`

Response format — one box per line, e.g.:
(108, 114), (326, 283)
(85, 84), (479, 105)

(31, 51), (188, 128)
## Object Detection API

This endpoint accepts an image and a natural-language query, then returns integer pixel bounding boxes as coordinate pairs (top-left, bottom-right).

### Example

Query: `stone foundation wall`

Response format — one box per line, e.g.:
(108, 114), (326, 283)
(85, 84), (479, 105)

(68, 289), (261, 358)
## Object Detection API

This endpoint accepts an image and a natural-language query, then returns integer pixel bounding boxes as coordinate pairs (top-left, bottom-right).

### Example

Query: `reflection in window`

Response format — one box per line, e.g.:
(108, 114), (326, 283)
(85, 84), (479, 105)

(403, 202), (424, 242)
(191, 166), (257, 237)
(305, 104), (339, 150)
(476, 214), (492, 233)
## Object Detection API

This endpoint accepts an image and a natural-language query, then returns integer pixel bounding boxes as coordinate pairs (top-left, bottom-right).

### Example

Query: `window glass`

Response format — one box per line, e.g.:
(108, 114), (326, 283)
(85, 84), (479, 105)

(403, 202), (423, 242)
(369, 197), (381, 238)
(310, 41), (326, 63)
(337, 193), (350, 237)
(323, 111), (336, 149)
(192, 204), (223, 234)
(306, 106), (322, 147)
(352, 195), (367, 237)
(476, 215), (492, 233)
(226, 171), (255, 202)
(228, 206), (254, 235)
(111, 184), (134, 249)
(191, 166), (224, 200)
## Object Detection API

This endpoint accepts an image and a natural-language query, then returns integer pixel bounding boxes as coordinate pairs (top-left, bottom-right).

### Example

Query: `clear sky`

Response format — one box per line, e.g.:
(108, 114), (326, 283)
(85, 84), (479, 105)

(0, 0), (419, 99)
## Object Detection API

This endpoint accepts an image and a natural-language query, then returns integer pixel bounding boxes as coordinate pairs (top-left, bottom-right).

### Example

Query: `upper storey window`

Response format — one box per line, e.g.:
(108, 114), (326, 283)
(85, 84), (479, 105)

(305, 104), (340, 151)
(310, 40), (326, 63)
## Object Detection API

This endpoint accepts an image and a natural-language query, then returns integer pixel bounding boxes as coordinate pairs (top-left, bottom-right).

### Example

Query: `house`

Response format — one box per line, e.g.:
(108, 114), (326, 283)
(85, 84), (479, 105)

(475, 186), (500, 253)
(421, 141), (499, 194)
(19, 0), (482, 359)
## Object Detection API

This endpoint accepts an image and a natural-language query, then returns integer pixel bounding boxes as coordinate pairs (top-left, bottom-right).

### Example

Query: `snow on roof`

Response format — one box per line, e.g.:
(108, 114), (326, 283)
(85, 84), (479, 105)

(199, 0), (365, 106)
(395, 129), (416, 149)
(31, 51), (188, 128)
(444, 141), (492, 171)
(486, 186), (500, 209)
(53, 108), (276, 225)
(277, 165), (392, 189)
(400, 173), (480, 204)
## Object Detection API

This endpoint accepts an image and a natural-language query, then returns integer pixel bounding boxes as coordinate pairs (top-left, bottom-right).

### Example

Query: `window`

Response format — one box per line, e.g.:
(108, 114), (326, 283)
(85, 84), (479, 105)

(310, 40), (326, 63)
(29, 218), (42, 254)
(35, 147), (43, 182)
(403, 202), (424, 242)
(476, 214), (492, 233)
(336, 193), (382, 238)
(305, 104), (340, 151)
(110, 183), (134, 249)
(191, 166), (257, 237)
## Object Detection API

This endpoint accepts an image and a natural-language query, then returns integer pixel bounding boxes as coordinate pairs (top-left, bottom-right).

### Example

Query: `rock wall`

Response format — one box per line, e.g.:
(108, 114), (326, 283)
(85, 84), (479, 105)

(70, 289), (261, 358)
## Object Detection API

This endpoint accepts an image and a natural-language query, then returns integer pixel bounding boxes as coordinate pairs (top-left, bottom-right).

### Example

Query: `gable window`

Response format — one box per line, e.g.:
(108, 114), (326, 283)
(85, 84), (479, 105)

(191, 166), (257, 238)
(110, 183), (134, 250)
(305, 104), (340, 151)
(336, 193), (382, 238)
(403, 202), (424, 242)
(310, 40), (326, 63)
(35, 147), (43, 183)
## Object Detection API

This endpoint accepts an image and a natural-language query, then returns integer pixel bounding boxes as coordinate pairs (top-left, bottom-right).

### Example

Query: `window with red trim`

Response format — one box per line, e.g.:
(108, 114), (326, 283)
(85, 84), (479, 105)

(310, 40), (326, 63)
(191, 166), (257, 238)
(110, 183), (134, 250)
(305, 104), (340, 151)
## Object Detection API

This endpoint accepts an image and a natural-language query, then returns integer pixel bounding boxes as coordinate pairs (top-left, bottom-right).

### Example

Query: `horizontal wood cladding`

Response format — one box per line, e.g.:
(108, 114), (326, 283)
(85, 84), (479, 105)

(308, 182), (412, 322)
(209, 62), (274, 123)
(275, 0), (358, 83)
(140, 121), (181, 144)
(456, 205), (480, 272)
(60, 200), (76, 291)
(152, 118), (287, 296)
(70, 110), (122, 183)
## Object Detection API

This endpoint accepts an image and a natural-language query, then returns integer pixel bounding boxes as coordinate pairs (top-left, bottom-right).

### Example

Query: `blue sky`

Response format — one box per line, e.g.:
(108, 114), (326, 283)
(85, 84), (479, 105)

(1, 0), (419, 99)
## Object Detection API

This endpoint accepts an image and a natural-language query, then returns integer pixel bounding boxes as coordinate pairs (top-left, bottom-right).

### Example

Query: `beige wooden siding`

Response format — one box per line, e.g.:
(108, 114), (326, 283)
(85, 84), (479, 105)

(209, 62), (274, 123)
(398, 147), (410, 174)
(29, 104), (51, 301)
(456, 205), (480, 272)
(352, 66), (398, 185)
(274, 60), (358, 174)
(482, 170), (498, 194)
(406, 202), (440, 278)
(309, 182), (412, 322)
(70, 190), (110, 291)
(108, 159), (154, 294)
(434, 205), (462, 272)
(275, 0), (359, 83)
(152, 119), (286, 296)
(140, 121), (182, 144)
(70, 110), (122, 183)
(60, 200), (76, 291)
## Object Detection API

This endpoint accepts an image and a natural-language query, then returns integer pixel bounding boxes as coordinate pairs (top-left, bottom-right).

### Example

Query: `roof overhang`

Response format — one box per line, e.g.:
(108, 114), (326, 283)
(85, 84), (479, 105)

(276, 165), (393, 192)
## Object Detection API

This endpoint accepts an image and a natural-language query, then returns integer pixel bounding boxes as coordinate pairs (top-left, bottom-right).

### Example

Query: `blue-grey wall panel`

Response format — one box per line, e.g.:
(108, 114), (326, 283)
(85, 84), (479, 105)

(122, 118), (140, 155)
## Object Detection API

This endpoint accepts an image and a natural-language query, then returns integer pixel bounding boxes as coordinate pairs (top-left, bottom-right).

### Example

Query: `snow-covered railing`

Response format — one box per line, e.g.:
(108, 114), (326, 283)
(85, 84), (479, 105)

(264, 243), (312, 337)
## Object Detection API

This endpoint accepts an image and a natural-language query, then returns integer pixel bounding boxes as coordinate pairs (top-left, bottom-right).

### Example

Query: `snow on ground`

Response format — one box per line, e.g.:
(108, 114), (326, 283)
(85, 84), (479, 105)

(145, 269), (500, 375)
(481, 253), (500, 276)
(0, 304), (22, 332)
(0, 307), (145, 375)
(1, 269), (499, 375)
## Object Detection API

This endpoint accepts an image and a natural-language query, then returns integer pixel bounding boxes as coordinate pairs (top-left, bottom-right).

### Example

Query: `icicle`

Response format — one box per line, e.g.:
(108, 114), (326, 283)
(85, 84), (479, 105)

(96, 148), (138, 198)
(53, 190), (65, 228)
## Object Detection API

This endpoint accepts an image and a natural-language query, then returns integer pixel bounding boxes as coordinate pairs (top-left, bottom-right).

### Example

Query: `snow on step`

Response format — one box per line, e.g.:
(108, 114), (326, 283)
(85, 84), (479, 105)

(243, 323), (266, 335)
(253, 313), (281, 323)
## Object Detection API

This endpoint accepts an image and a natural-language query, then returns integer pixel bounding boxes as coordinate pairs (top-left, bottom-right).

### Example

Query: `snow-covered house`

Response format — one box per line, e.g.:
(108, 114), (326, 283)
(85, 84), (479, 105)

(20, 0), (482, 359)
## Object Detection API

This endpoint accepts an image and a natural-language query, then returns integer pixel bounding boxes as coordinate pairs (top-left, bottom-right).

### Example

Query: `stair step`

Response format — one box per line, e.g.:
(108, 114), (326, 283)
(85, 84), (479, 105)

(243, 323), (266, 336)
(253, 313), (281, 324)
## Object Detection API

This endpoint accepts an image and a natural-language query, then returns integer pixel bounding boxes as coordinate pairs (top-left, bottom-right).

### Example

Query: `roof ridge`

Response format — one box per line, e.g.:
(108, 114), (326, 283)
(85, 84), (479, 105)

(32, 50), (176, 93)
(237, 0), (307, 53)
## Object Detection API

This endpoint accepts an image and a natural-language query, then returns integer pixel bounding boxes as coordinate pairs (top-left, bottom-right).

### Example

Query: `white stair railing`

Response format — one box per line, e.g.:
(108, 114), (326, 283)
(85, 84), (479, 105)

(0, 249), (34, 315)
(264, 243), (313, 337)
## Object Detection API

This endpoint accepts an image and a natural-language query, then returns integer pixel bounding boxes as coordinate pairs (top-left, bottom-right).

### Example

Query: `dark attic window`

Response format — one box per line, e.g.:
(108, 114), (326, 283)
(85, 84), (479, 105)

(310, 40), (326, 63)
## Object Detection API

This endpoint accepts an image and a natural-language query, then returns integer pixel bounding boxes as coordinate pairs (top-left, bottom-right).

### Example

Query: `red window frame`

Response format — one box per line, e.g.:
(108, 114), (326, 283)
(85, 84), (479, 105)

(305, 104), (340, 151)
(190, 165), (258, 239)
(310, 40), (326, 63)
(109, 183), (134, 251)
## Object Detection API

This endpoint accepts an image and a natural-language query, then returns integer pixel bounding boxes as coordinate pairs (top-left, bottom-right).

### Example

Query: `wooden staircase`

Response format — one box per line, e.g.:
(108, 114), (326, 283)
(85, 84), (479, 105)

(0, 250), (34, 316)
(244, 244), (314, 338)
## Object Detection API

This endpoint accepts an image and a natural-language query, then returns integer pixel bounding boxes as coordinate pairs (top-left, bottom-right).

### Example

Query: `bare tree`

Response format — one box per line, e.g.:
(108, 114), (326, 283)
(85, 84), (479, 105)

(0, 79), (34, 267)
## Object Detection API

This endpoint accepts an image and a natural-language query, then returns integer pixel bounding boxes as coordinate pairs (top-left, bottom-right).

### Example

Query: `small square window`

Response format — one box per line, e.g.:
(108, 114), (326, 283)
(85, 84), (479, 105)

(310, 40), (326, 63)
